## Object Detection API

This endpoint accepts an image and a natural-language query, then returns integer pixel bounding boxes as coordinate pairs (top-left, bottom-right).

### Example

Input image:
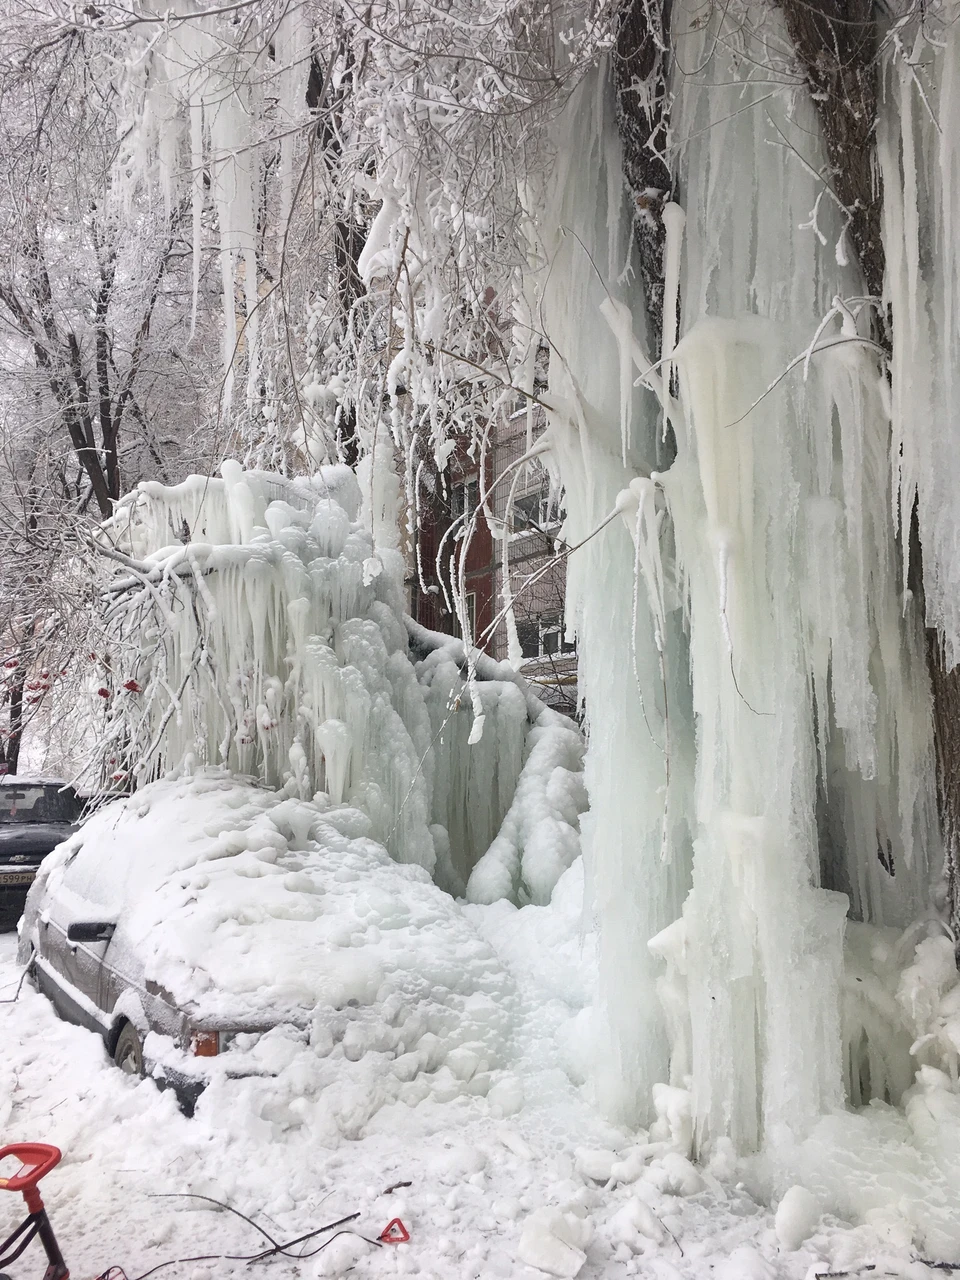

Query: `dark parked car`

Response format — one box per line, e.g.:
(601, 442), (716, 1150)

(0, 779), (81, 930)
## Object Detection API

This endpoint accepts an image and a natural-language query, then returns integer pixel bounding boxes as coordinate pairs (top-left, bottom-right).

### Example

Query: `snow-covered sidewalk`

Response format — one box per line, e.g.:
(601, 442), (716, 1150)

(0, 916), (936, 1280)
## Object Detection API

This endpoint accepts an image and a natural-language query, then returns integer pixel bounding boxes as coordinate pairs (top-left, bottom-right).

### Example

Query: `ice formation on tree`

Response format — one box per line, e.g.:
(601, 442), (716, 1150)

(535, 0), (951, 1159)
(879, 15), (960, 667)
(97, 462), (585, 905)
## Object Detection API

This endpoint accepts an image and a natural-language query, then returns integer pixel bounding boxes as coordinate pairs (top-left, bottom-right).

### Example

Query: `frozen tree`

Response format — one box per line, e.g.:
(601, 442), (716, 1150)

(0, 5), (234, 768)
(0, 16), (220, 514)
(7, 0), (960, 1173)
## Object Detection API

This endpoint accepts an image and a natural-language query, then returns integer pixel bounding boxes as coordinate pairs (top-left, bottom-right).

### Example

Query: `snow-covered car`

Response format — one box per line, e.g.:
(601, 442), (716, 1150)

(0, 779), (81, 932)
(18, 770), (512, 1118)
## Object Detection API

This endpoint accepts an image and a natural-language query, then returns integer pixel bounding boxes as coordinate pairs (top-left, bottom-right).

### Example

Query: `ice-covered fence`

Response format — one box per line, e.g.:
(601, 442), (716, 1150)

(96, 462), (585, 902)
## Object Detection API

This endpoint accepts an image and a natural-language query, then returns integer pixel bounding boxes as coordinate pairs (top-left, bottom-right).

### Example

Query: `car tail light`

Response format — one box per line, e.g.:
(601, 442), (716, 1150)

(190, 1030), (219, 1057)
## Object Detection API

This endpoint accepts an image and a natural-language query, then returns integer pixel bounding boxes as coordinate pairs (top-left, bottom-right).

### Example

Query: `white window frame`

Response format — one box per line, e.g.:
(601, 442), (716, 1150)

(462, 591), (477, 640)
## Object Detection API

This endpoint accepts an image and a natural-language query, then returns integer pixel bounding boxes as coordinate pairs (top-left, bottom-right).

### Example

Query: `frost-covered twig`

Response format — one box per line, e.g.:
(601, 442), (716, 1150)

(722, 334), (887, 431)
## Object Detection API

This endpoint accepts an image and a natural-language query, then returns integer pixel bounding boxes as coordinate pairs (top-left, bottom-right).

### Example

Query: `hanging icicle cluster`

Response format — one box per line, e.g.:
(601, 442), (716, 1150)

(93, 462), (585, 903)
(117, 2), (313, 415)
(880, 11), (960, 662)
(111, 0), (619, 605)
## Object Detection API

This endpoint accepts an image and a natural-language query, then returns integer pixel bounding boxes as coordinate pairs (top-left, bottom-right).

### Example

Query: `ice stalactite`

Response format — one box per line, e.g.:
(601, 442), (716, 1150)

(878, 11), (960, 952)
(119, 5), (309, 410)
(536, 0), (939, 1150)
(98, 464), (586, 905)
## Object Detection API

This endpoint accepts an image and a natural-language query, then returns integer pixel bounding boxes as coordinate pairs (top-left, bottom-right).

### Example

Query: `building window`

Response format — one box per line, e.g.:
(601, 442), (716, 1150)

(539, 614), (576, 657)
(451, 478), (479, 519)
(517, 619), (539, 658)
(513, 485), (562, 533)
(516, 613), (575, 660)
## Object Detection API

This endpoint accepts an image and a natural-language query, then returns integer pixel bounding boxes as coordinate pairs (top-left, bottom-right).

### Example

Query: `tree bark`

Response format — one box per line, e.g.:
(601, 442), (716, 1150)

(6, 667), (25, 775)
(612, 0), (673, 354)
(928, 631), (960, 958)
(775, 1), (884, 310)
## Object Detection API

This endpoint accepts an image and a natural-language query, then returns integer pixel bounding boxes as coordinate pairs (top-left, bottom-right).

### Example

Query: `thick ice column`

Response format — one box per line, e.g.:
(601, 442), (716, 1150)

(879, 15), (960, 668)
(666, 319), (849, 1148)
(535, 4), (936, 1146)
(539, 69), (692, 1125)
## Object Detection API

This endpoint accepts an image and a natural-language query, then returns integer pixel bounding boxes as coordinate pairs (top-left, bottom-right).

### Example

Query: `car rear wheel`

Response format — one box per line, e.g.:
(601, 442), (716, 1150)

(22, 943), (37, 987)
(113, 1021), (144, 1076)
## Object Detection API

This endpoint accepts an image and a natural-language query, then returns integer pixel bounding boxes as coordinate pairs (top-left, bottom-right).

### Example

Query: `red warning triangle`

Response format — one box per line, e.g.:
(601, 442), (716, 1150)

(379, 1218), (410, 1244)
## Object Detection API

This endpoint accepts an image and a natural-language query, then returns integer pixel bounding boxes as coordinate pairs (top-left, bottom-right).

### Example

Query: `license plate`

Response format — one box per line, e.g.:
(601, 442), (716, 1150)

(0, 870), (35, 886)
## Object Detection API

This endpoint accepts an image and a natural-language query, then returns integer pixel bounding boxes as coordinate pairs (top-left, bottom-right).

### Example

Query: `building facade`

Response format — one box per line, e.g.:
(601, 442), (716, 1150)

(409, 408), (579, 717)
(490, 410), (578, 715)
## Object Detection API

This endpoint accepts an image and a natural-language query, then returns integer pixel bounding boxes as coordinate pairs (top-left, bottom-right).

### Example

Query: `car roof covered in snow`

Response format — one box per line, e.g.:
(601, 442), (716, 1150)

(0, 776), (72, 787)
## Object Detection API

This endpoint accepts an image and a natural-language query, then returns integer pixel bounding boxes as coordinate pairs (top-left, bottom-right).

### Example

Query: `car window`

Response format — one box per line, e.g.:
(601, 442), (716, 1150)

(58, 834), (116, 914)
(0, 785), (80, 824)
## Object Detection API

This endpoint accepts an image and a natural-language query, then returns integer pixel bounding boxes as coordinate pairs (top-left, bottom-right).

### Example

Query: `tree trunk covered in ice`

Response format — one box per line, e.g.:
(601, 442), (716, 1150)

(775, 0), (885, 305)
(613, 0), (673, 351)
(774, 0), (960, 955)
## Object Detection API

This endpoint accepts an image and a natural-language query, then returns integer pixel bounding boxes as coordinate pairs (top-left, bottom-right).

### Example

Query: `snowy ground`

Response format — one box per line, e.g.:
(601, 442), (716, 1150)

(0, 918), (940, 1280)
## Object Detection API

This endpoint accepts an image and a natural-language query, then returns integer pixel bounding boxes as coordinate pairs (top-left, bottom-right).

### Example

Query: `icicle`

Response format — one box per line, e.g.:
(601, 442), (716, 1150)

(599, 296), (663, 459)
(659, 201), (685, 423)
(274, 3), (310, 233)
(537, 67), (692, 1126)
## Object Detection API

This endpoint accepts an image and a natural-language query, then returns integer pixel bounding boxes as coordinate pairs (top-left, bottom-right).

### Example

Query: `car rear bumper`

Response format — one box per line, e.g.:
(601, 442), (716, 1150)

(153, 1066), (207, 1117)
(29, 939), (296, 1118)
(0, 869), (38, 931)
